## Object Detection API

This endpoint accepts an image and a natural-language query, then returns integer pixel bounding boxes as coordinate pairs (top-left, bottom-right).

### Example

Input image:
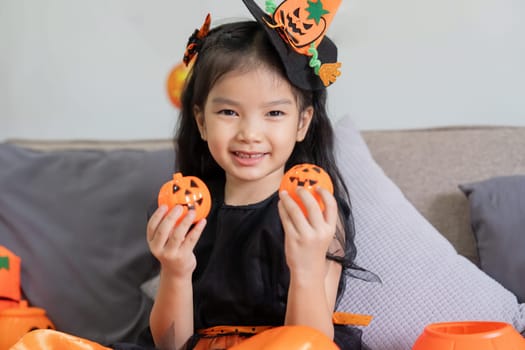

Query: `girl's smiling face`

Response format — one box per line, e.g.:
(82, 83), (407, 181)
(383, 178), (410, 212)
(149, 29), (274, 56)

(194, 67), (313, 202)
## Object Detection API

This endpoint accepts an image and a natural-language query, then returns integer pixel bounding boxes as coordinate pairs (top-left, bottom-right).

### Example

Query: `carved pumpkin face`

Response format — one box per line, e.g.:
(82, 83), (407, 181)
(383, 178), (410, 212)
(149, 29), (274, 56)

(280, 163), (333, 216)
(158, 173), (211, 224)
(269, 0), (341, 56)
(229, 325), (339, 350)
(0, 302), (55, 350)
(274, 2), (326, 49)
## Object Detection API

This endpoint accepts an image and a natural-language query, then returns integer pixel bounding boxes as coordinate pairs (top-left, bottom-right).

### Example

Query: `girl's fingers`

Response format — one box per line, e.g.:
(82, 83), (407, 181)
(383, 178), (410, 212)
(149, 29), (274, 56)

(166, 209), (196, 249)
(146, 205), (168, 242)
(316, 187), (338, 227)
(278, 193), (297, 236)
(156, 205), (184, 234)
(278, 190), (308, 236)
(182, 218), (207, 250)
(296, 187), (324, 226)
(149, 205), (184, 251)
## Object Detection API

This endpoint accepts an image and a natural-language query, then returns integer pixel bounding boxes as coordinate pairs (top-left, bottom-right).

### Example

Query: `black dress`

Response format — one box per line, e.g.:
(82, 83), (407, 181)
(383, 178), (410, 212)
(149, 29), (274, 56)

(189, 181), (365, 349)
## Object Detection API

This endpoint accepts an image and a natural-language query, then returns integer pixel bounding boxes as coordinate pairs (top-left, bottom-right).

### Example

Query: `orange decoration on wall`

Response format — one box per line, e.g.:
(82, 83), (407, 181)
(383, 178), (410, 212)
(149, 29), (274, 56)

(166, 60), (192, 109)
(280, 163), (334, 216)
(158, 172), (211, 224)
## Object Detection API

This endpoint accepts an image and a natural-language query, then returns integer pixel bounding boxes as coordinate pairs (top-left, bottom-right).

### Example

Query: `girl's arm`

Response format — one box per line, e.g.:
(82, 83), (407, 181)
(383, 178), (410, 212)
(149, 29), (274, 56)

(147, 206), (206, 350)
(278, 187), (341, 339)
(150, 272), (194, 350)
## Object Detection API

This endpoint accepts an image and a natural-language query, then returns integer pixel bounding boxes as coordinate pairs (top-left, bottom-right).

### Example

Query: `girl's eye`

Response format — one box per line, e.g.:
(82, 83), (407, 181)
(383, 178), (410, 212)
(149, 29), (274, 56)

(267, 110), (284, 117)
(218, 109), (237, 117)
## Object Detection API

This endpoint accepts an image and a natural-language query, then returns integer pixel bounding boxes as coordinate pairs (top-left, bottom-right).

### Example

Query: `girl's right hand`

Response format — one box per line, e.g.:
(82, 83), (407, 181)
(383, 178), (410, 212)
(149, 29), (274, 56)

(147, 205), (206, 279)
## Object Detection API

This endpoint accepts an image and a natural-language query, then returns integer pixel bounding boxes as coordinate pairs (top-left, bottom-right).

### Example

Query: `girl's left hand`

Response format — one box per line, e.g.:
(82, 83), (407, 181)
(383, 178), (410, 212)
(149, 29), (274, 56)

(278, 187), (338, 278)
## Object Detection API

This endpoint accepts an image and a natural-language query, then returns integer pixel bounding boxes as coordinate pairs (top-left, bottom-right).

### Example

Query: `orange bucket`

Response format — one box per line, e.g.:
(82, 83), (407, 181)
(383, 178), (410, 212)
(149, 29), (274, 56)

(413, 321), (525, 350)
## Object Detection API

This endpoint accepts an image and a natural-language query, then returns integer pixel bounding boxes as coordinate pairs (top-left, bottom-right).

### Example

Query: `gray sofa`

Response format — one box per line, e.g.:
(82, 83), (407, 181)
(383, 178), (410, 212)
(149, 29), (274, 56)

(1, 116), (524, 349)
(363, 125), (525, 264)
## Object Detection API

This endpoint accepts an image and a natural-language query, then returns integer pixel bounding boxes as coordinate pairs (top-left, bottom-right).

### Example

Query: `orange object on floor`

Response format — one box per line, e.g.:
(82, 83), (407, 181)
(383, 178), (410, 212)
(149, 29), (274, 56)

(0, 301), (55, 350)
(229, 325), (339, 350)
(9, 329), (112, 350)
(0, 246), (22, 312)
(412, 321), (525, 350)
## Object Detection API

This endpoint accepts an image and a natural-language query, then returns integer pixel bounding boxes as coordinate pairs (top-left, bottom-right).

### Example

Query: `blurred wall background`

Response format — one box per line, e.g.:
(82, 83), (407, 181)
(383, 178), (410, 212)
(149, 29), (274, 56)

(1, 0), (524, 141)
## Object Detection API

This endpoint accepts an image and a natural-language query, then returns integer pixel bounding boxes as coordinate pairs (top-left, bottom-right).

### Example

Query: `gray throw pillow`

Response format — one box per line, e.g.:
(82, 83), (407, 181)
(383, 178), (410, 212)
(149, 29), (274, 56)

(460, 176), (525, 303)
(0, 144), (174, 345)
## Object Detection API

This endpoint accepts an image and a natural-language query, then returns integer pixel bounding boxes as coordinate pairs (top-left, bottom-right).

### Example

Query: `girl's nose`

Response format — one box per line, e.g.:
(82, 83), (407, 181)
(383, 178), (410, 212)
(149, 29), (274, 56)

(236, 116), (262, 142)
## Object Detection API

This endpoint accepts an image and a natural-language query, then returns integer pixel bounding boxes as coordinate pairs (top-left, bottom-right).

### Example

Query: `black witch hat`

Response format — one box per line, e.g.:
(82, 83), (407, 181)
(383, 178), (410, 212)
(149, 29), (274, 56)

(242, 0), (342, 91)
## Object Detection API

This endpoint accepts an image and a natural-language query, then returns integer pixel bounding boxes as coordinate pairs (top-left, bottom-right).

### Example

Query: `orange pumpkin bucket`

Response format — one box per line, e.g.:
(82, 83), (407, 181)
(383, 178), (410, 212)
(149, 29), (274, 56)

(280, 163), (334, 216)
(412, 321), (525, 350)
(0, 300), (55, 350)
(158, 172), (211, 224)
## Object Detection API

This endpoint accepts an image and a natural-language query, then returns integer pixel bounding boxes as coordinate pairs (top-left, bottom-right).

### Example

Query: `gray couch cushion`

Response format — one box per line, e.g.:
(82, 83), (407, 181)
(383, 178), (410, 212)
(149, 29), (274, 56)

(0, 143), (174, 345)
(362, 126), (525, 264)
(460, 176), (525, 303)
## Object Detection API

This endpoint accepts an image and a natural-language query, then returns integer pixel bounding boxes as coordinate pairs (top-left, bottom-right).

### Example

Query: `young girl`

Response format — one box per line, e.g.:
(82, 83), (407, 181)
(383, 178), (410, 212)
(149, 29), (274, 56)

(146, 1), (371, 349)
(9, 1), (373, 350)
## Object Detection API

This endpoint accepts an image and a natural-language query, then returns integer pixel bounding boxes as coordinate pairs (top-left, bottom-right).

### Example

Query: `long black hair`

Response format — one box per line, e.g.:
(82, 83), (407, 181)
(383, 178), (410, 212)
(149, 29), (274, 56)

(175, 20), (368, 301)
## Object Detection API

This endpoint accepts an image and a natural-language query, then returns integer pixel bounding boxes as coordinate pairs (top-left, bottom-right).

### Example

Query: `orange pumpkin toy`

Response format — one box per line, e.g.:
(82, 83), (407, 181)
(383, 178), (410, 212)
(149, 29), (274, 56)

(280, 163), (334, 216)
(0, 246), (21, 312)
(0, 301), (55, 350)
(158, 172), (211, 224)
(229, 325), (339, 350)
(0, 247), (56, 350)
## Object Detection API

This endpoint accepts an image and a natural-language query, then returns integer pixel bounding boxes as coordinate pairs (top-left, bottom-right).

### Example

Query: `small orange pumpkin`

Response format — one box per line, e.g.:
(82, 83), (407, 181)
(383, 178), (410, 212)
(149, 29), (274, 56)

(229, 325), (339, 350)
(158, 172), (211, 224)
(0, 300), (55, 350)
(280, 163), (334, 216)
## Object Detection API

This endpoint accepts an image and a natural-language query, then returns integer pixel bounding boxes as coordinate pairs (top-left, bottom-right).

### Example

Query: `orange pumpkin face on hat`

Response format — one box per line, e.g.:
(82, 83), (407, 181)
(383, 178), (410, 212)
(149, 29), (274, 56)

(271, 0), (340, 54)
(242, 0), (342, 90)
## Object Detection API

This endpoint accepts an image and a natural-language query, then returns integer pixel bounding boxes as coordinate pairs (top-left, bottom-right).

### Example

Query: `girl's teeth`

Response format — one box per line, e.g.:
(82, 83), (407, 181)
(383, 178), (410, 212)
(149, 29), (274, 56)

(236, 152), (262, 158)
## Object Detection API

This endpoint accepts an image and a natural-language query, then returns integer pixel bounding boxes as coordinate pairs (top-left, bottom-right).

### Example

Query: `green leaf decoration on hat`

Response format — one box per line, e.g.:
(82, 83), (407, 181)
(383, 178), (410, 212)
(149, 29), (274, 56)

(306, 0), (330, 24)
(0, 256), (9, 270)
